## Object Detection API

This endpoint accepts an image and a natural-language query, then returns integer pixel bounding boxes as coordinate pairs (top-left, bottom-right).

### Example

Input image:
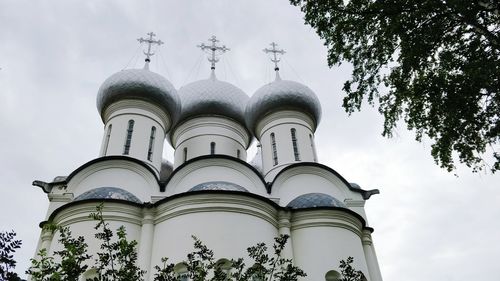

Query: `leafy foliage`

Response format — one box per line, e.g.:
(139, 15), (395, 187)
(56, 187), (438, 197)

(27, 226), (91, 281)
(27, 204), (306, 281)
(339, 257), (365, 281)
(153, 235), (306, 281)
(0, 230), (22, 281)
(88, 204), (146, 281)
(290, 0), (500, 173)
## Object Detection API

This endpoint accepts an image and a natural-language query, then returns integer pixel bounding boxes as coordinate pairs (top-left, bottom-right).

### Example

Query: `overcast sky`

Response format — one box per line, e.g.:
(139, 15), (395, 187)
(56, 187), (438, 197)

(1, 1), (499, 280)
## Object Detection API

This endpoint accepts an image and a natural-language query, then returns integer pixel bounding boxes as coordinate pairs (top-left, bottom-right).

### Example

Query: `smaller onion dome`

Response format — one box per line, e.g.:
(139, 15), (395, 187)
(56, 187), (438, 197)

(159, 159), (174, 182)
(74, 187), (142, 204)
(189, 181), (248, 192)
(249, 144), (263, 174)
(176, 73), (249, 127)
(287, 193), (345, 209)
(96, 69), (180, 122)
(246, 76), (322, 135)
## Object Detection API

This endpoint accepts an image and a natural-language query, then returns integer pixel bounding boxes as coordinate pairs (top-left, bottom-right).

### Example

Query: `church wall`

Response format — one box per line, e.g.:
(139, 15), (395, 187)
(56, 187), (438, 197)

(291, 210), (370, 281)
(149, 195), (278, 274)
(165, 159), (267, 196)
(275, 174), (348, 206)
(67, 161), (160, 202)
(45, 203), (143, 264)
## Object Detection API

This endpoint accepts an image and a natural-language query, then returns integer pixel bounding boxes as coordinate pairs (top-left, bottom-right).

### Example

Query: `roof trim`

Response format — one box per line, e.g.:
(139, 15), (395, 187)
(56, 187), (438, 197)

(161, 155), (268, 192)
(33, 156), (161, 194)
(270, 162), (379, 200)
(42, 190), (368, 229)
(168, 114), (253, 149)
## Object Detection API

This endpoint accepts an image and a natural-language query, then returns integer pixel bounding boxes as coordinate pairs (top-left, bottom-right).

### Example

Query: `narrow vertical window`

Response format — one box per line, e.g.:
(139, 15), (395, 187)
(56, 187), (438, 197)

(271, 133), (278, 165)
(210, 142), (216, 155)
(147, 126), (156, 161)
(123, 120), (134, 155)
(103, 124), (112, 155)
(310, 134), (317, 162)
(291, 128), (300, 161)
(237, 149), (241, 159)
(183, 147), (188, 163)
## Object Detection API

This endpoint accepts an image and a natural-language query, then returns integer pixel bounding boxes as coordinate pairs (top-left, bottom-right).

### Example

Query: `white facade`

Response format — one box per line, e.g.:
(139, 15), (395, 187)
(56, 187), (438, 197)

(33, 59), (383, 281)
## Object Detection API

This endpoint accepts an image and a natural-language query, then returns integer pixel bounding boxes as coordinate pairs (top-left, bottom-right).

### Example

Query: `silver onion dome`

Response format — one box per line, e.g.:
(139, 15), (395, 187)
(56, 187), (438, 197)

(246, 78), (322, 135)
(287, 193), (346, 209)
(176, 73), (249, 127)
(96, 69), (180, 122)
(74, 187), (142, 204)
(159, 159), (174, 182)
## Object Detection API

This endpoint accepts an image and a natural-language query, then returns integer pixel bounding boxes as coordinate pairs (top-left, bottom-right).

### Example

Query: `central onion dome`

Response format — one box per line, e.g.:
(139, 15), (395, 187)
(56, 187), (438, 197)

(96, 68), (180, 123)
(175, 72), (249, 127)
(246, 75), (322, 135)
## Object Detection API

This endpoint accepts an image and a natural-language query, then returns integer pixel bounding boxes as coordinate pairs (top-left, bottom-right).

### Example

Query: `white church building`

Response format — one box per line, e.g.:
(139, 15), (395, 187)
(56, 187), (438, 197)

(33, 34), (383, 281)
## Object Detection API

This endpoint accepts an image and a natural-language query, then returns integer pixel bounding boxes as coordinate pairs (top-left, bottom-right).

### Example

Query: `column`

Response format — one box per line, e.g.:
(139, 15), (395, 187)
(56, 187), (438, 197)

(278, 210), (294, 261)
(138, 207), (155, 280)
(362, 229), (383, 281)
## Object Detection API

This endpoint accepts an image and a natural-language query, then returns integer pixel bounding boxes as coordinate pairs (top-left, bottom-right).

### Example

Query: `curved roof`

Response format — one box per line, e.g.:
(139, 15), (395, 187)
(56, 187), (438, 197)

(246, 77), (321, 135)
(97, 68), (180, 122)
(74, 187), (142, 204)
(189, 181), (248, 192)
(176, 73), (249, 127)
(287, 193), (346, 209)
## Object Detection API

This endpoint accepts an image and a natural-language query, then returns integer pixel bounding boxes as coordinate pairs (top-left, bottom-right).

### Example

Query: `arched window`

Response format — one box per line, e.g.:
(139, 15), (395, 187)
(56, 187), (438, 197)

(237, 149), (241, 159)
(210, 142), (216, 155)
(215, 258), (232, 280)
(271, 133), (278, 165)
(183, 147), (188, 163)
(310, 134), (317, 162)
(291, 128), (300, 161)
(147, 126), (156, 161)
(174, 262), (189, 281)
(123, 120), (134, 155)
(103, 124), (112, 155)
(325, 270), (341, 281)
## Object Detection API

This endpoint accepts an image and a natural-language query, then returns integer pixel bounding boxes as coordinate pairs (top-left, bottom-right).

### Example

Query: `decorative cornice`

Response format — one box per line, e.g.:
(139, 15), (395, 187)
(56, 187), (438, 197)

(50, 201), (143, 227)
(103, 99), (171, 131)
(290, 209), (365, 238)
(171, 116), (251, 148)
(44, 191), (368, 235)
(48, 193), (73, 202)
(154, 192), (279, 227)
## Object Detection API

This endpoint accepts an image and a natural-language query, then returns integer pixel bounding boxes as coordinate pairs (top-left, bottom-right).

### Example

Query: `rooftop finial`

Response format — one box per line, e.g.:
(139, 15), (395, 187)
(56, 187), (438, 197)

(198, 36), (230, 74)
(137, 32), (164, 69)
(263, 42), (285, 80)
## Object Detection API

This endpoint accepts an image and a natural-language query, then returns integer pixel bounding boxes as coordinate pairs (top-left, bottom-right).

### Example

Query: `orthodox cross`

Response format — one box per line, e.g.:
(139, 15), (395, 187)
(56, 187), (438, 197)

(198, 36), (230, 70)
(263, 42), (286, 71)
(137, 32), (164, 63)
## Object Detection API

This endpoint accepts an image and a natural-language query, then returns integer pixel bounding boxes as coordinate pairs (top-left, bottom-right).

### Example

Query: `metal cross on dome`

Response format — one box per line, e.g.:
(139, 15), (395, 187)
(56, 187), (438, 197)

(137, 32), (164, 63)
(263, 42), (286, 71)
(198, 35), (230, 70)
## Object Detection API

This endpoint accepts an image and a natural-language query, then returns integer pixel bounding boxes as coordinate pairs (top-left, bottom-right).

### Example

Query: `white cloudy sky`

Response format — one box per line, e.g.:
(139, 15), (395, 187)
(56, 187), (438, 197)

(0, 1), (499, 280)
